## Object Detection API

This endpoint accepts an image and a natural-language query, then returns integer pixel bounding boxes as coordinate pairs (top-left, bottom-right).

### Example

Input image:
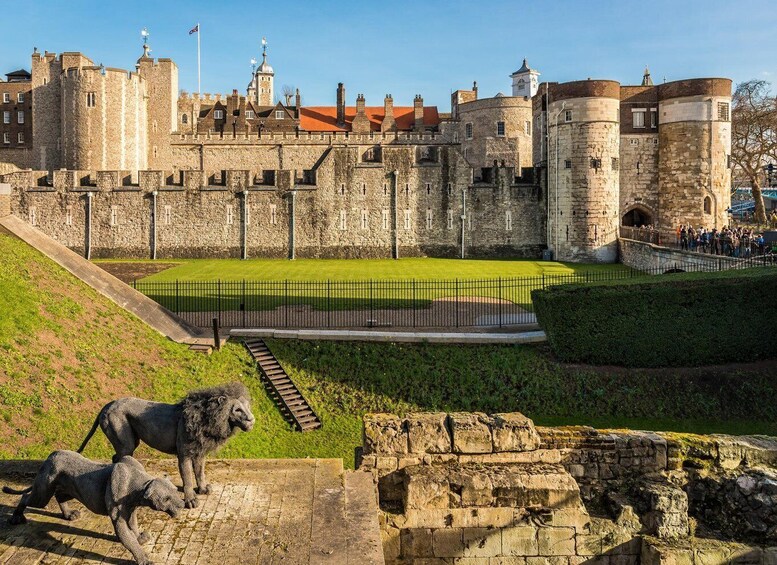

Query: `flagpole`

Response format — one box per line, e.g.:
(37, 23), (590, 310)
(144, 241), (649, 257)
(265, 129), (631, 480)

(197, 22), (201, 94)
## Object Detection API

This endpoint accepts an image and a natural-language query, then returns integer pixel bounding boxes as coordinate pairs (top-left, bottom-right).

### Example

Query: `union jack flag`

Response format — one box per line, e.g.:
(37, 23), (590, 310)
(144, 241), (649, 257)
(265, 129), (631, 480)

(189, 24), (199, 35)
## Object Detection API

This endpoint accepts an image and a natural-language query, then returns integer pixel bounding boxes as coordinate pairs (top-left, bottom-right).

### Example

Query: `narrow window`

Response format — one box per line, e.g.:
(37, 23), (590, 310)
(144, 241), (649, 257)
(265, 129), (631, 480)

(404, 209), (411, 230)
(426, 183), (431, 195)
(465, 122), (473, 139)
(564, 159), (572, 169)
(405, 183), (410, 196)
(447, 182), (452, 195)
(86, 92), (96, 107)
(164, 205), (171, 225)
(447, 210), (454, 230)
(464, 148), (469, 159)
(17, 110), (25, 123)
(226, 204), (234, 225)
(29, 206), (37, 226)
(632, 109), (646, 129)
(496, 121), (505, 136)
(181, 114), (188, 124)
(3, 132), (9, 144)
(2, 93), (8, 103)
(361, 209), (369, 230)
(362, 183), (367, 196)
(339, 210), (347, 231)
(17, 92), (24, 103)
(704, 196), (712, 214)
(382, 209), (389, 230)
(269, 204), (277, 224)
(65, 205), (73, 226)
(383, 183), (388, 196)
(214, 109), (224, 120)
(505, 210), (512, 231)
(340, 183), (345, 196)
(590, 158), (602, 170)
(525, 120), (531, 135)
(3, 111), (9, 124)
(426, 209), (433, 229)
(453, 131), (459, 143)
(717, 102), (730, 121)
(564, 110), (572, 122)
(650, 109), (657, 128)
(611, 157), (619, 171)
(17, 132), (24, 144)
(110, 206), (118, 227)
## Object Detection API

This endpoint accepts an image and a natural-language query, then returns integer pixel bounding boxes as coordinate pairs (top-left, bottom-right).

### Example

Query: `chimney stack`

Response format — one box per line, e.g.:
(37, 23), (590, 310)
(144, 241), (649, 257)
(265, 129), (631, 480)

(295, 88), (301, 117)
(381, 94), (396, 132)
(414, 94), (424, 131)
(336, 83), (346, 127)
(352, 93), (371, 134)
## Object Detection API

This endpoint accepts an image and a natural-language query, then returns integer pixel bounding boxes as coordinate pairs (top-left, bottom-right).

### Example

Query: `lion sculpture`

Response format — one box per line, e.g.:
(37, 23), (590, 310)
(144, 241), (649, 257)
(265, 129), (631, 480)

(3, 450), (183, 565)
(76, 382), (255, 508)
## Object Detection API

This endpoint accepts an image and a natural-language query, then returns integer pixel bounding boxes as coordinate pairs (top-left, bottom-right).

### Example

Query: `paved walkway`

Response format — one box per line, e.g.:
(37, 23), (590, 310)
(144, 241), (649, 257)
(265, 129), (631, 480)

(231, 328), (547, 344)
(0, 459), (383, 564)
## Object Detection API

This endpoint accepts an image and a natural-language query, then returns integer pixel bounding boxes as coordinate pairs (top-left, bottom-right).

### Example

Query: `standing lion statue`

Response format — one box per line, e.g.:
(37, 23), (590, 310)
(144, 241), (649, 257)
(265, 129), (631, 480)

(76, 382), (255, 508)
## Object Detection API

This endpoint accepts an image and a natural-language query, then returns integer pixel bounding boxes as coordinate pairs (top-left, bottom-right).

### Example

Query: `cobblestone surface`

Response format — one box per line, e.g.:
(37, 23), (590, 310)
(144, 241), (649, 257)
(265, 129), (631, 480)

(0, 458), (356, 565)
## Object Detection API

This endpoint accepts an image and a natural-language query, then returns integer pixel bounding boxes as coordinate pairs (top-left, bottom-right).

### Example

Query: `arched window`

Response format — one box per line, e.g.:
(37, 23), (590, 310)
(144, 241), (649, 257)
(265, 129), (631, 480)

(703, 196), (712, 214)
(181, 114), (188, 125)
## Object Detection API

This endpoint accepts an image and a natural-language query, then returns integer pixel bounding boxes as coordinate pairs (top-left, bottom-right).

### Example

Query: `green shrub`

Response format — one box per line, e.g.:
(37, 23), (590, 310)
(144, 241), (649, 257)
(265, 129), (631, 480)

(531, 268), (777, 367)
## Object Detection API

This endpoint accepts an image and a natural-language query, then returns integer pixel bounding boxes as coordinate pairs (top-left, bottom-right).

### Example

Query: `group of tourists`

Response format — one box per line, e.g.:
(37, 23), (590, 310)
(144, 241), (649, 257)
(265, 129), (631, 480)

(676, 225), (770, 257)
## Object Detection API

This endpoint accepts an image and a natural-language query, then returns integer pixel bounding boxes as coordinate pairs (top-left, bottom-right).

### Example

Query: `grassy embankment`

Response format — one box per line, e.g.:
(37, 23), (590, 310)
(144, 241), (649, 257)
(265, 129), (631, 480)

(3, 233), (776, 467)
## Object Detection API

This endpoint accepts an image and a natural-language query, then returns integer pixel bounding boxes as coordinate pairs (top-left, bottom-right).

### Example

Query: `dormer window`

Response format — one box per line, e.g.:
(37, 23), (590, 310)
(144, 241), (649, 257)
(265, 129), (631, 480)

(214, 109), (224, 120)
(246, 110), (255, 119)
(275, 110), (285, 120)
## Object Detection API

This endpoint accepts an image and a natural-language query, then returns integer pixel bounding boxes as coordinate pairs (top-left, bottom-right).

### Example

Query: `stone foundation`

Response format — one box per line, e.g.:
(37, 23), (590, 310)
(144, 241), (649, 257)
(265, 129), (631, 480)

(360, 412), (777, 564)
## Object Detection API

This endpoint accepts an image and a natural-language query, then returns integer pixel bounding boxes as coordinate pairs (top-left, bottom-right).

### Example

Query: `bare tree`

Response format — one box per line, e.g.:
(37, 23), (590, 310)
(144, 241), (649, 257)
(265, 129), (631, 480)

(731, 80), (777, 224)
(281, 84), (295, 106)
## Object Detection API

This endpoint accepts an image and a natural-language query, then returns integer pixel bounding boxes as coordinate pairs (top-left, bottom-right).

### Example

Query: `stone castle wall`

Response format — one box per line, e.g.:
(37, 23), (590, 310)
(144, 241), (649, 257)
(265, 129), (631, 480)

(619, 134), (659, 224)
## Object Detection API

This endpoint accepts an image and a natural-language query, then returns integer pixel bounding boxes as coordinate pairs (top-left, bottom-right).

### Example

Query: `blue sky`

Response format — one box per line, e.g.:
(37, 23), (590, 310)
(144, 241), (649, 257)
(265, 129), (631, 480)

(3, 0), (775, 108)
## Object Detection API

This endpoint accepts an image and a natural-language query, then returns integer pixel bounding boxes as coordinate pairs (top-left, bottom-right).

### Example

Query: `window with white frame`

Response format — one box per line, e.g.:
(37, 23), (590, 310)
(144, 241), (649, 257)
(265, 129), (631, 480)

(164, 205), (172, 225)
(226, 205), (234, 225)
(213, 109), (224, 120)
(496, 121), (505, 136)
(465, 123), (473, 139)
(86, 92), (96, 107)
(17, 92), (24, 103)
(275, 110), (285, 120)
(17, 110), (25, 123)
(718, 102), (730, 121)
(110, 206), (118, 226)
(632, 109), (646, 128)
(361, 209), (369, 230)
(650, 109), (657, 128)
(447, 210), (454, 230)
(506, 210), (512, 231)
(65, 205), (72, 226)
(630, 138), (639, 146)
(564, 110), (572, 122)
(2, 93), (9, 103)
(2, 133), (9, 144)
(3, 111), (10, 124)
(426, 209), (433, 229)
(381, 209), (389, 230)
(270, 204), (277, 224)
(29, 207), (37, 226)
(339, 209), (347, 231)
(17, 132), (24, 144)
(404, 209), (411, 230)
(245, 110), (255, 119)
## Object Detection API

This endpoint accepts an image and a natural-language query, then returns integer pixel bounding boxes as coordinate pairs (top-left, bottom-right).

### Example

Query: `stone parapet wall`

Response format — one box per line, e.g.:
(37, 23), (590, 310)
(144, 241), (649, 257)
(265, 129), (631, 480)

(618, 237), (742, 272)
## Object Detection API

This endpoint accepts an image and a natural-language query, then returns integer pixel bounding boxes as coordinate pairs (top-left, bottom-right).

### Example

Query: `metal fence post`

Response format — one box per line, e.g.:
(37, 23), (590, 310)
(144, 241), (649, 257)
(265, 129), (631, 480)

(412, 279), (417, 328)
(217, 279), (222, 327)
(285, 279), (289, 327)
(175, 280), (180, 314)
(327, 280), (331, 328)
(242, 279), (246, 328)
(455, 279), (459, 328)
(498, 277), (503, 328)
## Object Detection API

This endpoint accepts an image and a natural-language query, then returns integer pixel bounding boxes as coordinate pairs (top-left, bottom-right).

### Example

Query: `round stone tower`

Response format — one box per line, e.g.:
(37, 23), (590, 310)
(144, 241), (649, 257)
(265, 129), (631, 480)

(657, 79), (732, 235)
(60, 64), (147, 172)
(547, 80), (621, 262)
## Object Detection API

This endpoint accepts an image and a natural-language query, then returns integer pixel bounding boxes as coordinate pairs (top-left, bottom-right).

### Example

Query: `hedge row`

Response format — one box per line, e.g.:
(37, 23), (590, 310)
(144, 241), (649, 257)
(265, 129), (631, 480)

(531, 268), (777, 367)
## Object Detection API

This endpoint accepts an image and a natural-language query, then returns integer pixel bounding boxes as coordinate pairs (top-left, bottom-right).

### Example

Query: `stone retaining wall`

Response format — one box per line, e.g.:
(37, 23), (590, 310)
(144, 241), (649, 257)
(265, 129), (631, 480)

(618, 236), (741, 272)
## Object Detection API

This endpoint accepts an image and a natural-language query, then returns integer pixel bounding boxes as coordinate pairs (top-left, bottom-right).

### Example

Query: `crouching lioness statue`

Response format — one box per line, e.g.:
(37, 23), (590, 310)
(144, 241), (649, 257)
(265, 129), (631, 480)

(76, 382), (255, 508)
(3, 450), (183, 565)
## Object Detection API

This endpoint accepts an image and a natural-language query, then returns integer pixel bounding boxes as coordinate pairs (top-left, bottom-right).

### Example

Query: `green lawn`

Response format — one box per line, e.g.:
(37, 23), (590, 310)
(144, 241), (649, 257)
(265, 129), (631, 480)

(112, 257), (630, 282)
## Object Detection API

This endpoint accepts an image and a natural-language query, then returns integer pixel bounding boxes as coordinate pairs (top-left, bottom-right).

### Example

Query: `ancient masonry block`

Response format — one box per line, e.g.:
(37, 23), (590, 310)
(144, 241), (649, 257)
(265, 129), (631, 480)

(363, 413), (408, 456)
(407, 412), (452, 454)
(449, 412), (493, 454)
(491, 412), (541, 452)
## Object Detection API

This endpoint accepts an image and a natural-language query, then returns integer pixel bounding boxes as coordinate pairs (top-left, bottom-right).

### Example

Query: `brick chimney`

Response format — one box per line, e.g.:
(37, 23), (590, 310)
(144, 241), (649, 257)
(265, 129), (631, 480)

(295, 88), (301, 118)
(413, 94), (424, 131)
(381, 94), (396, 132)
(352, 94), (371, 134)
(336, 83), (346, 128)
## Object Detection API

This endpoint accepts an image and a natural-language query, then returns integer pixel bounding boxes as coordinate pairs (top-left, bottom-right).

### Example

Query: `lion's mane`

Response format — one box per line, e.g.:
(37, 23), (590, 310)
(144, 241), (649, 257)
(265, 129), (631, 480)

(179, 382), (249, 455)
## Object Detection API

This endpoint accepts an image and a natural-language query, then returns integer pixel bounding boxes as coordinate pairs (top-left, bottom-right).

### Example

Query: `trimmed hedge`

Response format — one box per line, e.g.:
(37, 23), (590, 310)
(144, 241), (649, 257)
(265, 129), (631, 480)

(531, 268), (777, 367)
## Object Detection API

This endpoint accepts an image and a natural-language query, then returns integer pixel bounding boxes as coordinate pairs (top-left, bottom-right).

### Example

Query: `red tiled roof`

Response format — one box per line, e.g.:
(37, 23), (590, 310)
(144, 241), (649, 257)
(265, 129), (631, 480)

(299, 106), (440, 132)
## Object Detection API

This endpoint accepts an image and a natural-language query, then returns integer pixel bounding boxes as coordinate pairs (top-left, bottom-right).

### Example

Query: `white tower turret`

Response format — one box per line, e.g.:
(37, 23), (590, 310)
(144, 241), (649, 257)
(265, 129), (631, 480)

(247, 37), (274, 105)
(510, 58), (540, 97)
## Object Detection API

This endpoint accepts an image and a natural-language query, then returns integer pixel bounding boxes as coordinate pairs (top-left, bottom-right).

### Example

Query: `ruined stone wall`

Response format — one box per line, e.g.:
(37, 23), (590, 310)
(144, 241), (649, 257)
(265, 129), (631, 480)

(547, 82), (621, 263)
(657, 81), (732, 235)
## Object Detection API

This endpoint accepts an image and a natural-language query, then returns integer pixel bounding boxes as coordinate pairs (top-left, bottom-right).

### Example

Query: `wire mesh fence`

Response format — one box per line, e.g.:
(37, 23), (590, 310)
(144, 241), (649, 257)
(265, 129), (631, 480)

(133, 257), (776, 329)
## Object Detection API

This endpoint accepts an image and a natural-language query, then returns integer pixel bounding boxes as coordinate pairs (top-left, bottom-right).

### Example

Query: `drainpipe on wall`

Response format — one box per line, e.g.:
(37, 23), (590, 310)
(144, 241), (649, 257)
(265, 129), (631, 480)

(242, 190), (248, 260)
(288, 189), (296, 260)
(392, 170), (399, 259)
(85, 191), (93, 260)
(460, 188), (467, 259)
(151, 190), (158, 260)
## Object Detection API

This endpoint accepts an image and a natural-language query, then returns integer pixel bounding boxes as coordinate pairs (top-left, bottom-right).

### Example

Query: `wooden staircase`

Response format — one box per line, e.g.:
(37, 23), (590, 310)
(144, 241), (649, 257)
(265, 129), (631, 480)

(243, 338), (322, 431)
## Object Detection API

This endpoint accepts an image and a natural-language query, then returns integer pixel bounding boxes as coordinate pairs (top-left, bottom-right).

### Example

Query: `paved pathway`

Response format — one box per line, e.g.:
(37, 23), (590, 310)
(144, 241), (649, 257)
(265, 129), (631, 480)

(232, 328), (547, 344)
(0, 459), (383, 565)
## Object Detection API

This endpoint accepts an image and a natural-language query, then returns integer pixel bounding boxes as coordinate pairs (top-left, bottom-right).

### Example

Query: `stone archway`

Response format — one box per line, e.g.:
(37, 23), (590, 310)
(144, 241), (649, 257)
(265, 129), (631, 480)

(622, 206), (653, 227)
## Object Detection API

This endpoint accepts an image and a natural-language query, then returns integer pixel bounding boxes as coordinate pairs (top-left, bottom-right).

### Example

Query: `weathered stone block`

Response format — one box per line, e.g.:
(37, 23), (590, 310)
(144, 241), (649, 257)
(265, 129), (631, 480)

(463, 527), (502, 557)
(363, 413), (408, 455)
(400, 528), (434, 558)
(0, 184), (11, 217)
(502, 526), (538, 556)
(451, 468), (494, 508)
(432, 527), (464, 558)
(407, 412), (452, 454)
(491, 413), (541, 453)
(537, 527), (575, 556)
(575, 533), (603, 556)
(450, 412), (493, 454)
(404, 466), (450, 510)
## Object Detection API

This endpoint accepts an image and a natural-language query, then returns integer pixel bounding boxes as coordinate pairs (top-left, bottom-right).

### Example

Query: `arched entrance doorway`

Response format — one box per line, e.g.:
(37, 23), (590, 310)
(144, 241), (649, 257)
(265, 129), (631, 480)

(622, 207), (653, 227)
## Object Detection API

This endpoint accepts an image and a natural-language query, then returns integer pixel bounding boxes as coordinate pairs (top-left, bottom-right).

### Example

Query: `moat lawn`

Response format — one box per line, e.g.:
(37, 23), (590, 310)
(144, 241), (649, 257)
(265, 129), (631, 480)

(97, 257), (630, 282)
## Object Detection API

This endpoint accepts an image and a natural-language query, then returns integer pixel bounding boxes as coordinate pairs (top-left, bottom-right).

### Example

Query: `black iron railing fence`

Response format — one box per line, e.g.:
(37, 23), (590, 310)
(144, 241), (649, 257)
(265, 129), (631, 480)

(133, 257), (775, 329)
